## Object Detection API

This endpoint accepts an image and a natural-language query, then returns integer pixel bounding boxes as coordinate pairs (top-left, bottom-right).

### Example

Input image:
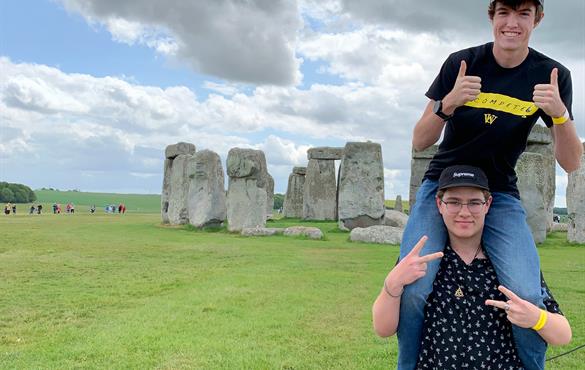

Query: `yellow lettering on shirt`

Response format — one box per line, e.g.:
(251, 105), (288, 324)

(464, 92), (538, 116)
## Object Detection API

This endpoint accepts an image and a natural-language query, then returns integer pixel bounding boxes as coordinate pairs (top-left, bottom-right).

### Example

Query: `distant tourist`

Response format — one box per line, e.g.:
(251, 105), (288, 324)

(70, 203), (75, 214)
(37, 204), (43, 214)
(11, 204), (16, 215)
(90, 204), (96, 214)
(52, 203), (58, 214)
(29, 205), (36, 214)
(4, 203), (11, 215)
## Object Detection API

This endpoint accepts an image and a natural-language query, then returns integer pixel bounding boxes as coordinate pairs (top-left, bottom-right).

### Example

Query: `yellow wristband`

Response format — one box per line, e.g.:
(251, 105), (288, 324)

(552, 109), (570, 125)
(532, 309), (548, 331)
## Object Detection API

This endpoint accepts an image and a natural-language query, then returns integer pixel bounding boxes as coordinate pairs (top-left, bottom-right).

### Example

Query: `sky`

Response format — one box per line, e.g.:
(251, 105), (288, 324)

(0, 0), (583, 206)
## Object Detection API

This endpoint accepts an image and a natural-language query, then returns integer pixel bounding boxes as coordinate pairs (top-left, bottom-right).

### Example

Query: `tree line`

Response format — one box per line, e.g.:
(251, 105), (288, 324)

(0, 182), (37, 203)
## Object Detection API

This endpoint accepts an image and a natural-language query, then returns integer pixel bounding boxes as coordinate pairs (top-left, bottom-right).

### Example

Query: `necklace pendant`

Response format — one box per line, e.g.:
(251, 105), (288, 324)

(455, 286), (464, 297)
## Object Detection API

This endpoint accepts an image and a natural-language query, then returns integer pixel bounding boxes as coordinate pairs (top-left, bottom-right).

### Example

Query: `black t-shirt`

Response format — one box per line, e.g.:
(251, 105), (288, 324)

(424, 42), (573, 198)
(416, 245), (562, 369)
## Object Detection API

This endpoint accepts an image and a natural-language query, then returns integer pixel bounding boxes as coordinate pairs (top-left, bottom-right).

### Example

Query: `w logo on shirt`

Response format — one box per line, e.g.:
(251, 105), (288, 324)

(484, 114), (498, 125)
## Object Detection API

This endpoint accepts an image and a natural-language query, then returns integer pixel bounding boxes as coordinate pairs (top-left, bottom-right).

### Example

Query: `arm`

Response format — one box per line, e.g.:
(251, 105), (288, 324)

(412, 60), (481, 151)
(372, 236), (443, 337)
(534, 68), (583, 172)
(485, 285), (572, 346)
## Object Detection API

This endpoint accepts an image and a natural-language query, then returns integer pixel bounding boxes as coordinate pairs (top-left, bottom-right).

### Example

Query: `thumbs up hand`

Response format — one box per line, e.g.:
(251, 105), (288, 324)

(442, 60), (482, 113)
(533, 68), (566, 118)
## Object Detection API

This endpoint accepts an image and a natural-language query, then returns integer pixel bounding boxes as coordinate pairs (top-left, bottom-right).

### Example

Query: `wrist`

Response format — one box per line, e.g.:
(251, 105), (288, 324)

(441, 95), (457, 116)
(383, 277), (404, 298)
(552, 108), (570, 125)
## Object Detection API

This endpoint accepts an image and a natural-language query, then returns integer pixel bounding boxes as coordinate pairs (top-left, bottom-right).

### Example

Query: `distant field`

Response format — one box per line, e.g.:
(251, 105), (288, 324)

(34, 190), (161, 213)
(0, 213), (583, 369)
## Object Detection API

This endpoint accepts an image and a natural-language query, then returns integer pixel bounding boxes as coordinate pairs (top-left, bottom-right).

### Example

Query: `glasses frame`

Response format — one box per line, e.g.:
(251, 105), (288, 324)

(440, 199), (487, 214)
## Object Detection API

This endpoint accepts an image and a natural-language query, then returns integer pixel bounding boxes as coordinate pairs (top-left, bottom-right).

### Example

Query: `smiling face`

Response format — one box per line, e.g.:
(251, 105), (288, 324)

(436, 187), (492, 240)
(490, 2), (543, 57)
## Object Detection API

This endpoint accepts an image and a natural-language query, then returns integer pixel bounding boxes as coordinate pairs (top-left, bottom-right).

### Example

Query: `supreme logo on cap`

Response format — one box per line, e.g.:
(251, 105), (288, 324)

(453, 172), (475, 178)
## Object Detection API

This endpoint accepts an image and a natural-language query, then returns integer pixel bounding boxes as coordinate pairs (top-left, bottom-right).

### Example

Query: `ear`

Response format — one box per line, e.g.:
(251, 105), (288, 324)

(436, 196), (444, 215)
(534, 12), (544, 27)
(485, 195), (493, 213)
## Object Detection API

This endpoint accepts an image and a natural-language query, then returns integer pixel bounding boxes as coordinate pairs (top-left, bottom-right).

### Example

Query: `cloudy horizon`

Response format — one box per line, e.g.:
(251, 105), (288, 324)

(1, 0), (583, 206)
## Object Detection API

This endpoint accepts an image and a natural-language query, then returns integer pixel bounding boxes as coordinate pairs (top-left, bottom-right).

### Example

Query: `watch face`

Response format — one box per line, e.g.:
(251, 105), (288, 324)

(433, 100), (442, 114)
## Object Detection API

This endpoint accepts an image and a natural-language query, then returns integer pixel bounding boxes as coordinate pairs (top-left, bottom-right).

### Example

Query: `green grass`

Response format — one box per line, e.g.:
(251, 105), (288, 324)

(0, 213), (583, 369)
(384, 200), (409, 213)
(34, 189), (161, 213)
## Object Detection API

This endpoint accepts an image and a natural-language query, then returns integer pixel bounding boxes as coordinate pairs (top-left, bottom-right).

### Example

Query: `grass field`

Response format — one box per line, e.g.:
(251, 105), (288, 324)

(0, 211), (583, 369)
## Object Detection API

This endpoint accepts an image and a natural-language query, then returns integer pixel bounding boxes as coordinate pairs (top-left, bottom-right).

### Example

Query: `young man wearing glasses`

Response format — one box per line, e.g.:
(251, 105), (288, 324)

(397, 1), (582, 369)
(373, 165), (571, 369)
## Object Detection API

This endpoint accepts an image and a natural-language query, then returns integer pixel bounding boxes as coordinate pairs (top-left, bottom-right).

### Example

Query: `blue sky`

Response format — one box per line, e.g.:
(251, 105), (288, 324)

(0, 0), (583, 207)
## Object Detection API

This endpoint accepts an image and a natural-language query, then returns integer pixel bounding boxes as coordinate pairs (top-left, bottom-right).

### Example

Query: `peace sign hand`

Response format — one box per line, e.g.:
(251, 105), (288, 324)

(385, 236), (444, 293)
(485, 285), (542, 329)
(533, 68), (567, 118)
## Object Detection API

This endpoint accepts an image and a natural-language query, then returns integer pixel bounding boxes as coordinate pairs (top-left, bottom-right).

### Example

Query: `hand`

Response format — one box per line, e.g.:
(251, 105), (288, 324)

(533, 68), (567, 118)
(386, 236), (444, 293)
(485, 285), (542, 329)
(442, 60), (482, 113)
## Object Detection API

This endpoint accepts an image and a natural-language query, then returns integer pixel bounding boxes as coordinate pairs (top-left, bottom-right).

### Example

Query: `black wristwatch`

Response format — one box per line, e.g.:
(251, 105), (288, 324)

(433, 100), (453, 121)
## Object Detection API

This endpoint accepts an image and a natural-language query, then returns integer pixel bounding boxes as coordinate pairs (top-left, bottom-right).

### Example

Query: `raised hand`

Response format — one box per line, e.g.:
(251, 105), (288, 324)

(485, 285), (542, 329)
(443, 60), (482, 110)
(533, 68), (567, 118)
(385, 236), (444, 293)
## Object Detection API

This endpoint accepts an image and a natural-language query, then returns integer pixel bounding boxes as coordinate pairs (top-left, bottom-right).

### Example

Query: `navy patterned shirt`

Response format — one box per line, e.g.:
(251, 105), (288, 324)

(416, 245), (561, 369)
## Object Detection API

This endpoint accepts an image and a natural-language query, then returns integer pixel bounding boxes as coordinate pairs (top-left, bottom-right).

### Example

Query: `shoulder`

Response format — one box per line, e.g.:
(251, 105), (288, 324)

(526, 48), (571, 77)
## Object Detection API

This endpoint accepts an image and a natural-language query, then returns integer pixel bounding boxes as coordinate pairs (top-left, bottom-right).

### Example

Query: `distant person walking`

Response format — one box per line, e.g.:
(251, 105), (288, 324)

(29, 205), (36, 214)
(11, 204), (16, 215)
(37, 204), (42, 214)
(90, 204), (96, 214)
(4, 203), (11, 215)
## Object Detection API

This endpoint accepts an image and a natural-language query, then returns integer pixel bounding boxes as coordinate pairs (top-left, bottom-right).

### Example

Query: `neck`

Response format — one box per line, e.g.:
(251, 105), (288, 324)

(492, 44), (529, 68)
(448, 233), (484, 264)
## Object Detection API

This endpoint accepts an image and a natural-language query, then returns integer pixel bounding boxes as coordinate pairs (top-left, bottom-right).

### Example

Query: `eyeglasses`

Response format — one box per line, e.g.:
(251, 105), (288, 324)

(440, 199), (487, 214)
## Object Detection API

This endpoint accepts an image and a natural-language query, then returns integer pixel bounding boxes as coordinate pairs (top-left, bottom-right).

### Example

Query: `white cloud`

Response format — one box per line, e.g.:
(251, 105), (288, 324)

(59, 0), (301, 85)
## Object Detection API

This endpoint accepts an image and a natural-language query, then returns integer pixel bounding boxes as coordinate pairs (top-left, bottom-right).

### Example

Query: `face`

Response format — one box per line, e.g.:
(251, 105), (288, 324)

(491, 2), (542, 54)
(436, 187), (492, 240)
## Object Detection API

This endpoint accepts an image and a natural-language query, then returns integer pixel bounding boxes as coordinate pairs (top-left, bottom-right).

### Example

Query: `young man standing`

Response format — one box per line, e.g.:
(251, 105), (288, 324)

(399, 1), (582, 369)
(373, 165), (571, 369)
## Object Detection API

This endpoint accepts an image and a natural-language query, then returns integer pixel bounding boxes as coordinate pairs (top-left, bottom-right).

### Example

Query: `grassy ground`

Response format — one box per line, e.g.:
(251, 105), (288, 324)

(0, 212), (583, 369)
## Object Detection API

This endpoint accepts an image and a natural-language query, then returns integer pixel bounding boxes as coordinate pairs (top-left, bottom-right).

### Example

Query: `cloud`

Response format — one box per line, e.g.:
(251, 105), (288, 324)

(58, 0), (301, 85)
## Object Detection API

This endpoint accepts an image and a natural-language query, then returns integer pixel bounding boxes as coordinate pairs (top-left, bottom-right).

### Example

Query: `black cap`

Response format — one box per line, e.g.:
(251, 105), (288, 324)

(438, 165), (490, 191)
(490, 0), (543, 8)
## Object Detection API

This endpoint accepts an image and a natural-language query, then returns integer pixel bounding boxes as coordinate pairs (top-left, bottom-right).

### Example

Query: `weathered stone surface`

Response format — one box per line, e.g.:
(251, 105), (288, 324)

(283, 226), (323, 240)
(265, 174), (274, 219)
(293, 166), (307, 175)
(409, 145), (439, 208)
(384, 209), (408, 228)
(525, 125), (555, 232)
(551, 223), (568, 232)
(187, 150), (226, 228)
(350, 225), (403, 245)
(338, 142), (385, 230)
(307, 147), (345, 160)
(527, 124), (553, 145)
(226, 148), (268, 231)
(161, 154), (192, 225)
(283, 169), (306, 218)
(394, 195), (403, 213)
(303, 159), (337, 220)
(567, 143), (585, 243)
(516, 152), (547, 243)
(165, 142), (196, 159)
(241, 227), (284, 236)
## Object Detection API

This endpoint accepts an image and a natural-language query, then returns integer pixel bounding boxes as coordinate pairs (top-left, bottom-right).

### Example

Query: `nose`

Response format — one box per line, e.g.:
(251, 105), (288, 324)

(457, 204), (473, 216)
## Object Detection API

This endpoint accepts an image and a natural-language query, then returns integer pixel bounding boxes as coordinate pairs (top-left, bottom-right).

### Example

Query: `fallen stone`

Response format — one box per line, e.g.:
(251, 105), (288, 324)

(241, 227), (284, 236)
(384, 209), (408, 228)
(551, 223), (568, 232)
(283, 226), (323, 240)
(350, 225), (403, 245)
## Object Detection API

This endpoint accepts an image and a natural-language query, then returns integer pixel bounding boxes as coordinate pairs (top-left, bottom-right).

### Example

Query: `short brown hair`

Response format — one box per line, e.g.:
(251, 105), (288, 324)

(437, 189), (491, 201)
(488, 0), (544, 22)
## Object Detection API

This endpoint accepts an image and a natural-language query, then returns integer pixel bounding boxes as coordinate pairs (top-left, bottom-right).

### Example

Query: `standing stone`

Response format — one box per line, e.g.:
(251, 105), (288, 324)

(226, 148), (268, 231)
(525, 125), (555, 232)
(265, 174), (274, 219)
(162, 154), (194, 225)
(283, 167), (306, 218)
(409, 145), (438, 208)
(338, 142), (385, 230)
(303, 159), (337, 220)
(187, 150), (226, 228)
(567, 143), (585, 243)
(394, 195), (403, 213)
(161, 142), (196, 224)
(516, 152), (547, 243)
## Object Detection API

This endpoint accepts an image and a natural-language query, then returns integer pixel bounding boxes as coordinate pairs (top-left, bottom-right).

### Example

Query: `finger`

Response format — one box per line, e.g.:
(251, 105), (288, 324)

(462, 76), (482, 84)
(485, 299), (507, 309)
(534, 84), (552, 91)
(550, 68), (558, 87)
(498, 285), (520, 302)
(407, 235), (428, 257)
(458, 60), (467, 78)
(419, 251), (444, 263)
